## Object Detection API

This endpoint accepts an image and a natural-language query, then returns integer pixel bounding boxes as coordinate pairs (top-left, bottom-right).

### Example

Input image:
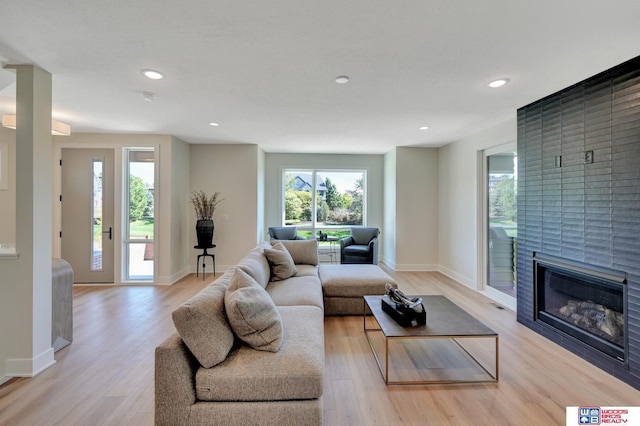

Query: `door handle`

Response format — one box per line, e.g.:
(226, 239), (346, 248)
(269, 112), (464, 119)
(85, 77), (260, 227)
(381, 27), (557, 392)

(103, 227), (112, 240)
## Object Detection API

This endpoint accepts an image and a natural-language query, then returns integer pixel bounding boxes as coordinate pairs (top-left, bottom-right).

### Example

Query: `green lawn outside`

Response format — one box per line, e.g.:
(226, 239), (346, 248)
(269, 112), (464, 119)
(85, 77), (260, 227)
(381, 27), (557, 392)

(130, 218), (154, 238)
(93, 218), (155, 242)
(298, 230), (350, 239)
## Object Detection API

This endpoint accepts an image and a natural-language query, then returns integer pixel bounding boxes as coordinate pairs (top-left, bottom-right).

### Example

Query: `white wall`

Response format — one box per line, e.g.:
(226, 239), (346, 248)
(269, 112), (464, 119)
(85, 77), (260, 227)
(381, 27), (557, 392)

(437, 118), (516, 289)
(256, 148), (266, 243)
(190, 144), (262, 271)
(394, 147), (439, 270)
(382, 149), (397, 266)
(166, 136), (190, 283)
(264, 152), (385, 245)
(0, 126), (16, 246)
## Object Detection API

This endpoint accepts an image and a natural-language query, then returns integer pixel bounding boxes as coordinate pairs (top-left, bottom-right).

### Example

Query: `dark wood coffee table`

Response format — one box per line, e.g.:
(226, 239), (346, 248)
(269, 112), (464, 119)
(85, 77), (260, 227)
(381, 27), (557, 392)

(363, 295), (499, 385)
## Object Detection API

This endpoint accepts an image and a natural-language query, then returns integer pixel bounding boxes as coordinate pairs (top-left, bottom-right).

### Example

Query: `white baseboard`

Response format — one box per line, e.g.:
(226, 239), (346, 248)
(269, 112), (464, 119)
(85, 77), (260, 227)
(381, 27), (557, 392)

(5, 348), (56, 378)
(379, 256), (438, 272)
(437, 265), (475, 290)
(189, 264), (232, 275)
(156, 267), (190, 285)
(379, 256), (396, 270)
(480, 289), (517, 312)
(393, 263), (439, 272)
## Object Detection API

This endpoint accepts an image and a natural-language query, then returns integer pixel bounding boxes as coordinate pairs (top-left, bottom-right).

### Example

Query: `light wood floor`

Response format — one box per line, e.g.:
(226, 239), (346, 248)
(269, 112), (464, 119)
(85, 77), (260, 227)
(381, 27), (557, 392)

(1, 270), (639, 426)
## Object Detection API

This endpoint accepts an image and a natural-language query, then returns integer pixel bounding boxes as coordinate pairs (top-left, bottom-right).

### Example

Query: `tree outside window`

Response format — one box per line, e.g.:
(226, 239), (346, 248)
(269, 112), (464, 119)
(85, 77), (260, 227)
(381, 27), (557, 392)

(284, 170), (365, 229)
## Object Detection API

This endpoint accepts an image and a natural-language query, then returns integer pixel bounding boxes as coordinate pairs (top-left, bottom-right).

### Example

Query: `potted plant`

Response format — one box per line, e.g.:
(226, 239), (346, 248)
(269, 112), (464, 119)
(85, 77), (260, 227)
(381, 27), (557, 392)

(190, 190), (223, 247)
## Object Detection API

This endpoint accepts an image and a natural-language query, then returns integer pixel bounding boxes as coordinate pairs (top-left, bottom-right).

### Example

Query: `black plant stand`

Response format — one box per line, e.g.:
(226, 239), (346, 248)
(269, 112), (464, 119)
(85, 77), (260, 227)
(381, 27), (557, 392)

(194, 244), (216, 280)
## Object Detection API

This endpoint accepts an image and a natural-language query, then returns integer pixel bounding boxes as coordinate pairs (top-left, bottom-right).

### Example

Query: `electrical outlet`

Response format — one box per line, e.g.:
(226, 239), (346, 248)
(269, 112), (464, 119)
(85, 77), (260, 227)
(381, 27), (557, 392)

(221, 214), (228, 221)
(584, 150), (594, 164)
(555, 156), (562, 168)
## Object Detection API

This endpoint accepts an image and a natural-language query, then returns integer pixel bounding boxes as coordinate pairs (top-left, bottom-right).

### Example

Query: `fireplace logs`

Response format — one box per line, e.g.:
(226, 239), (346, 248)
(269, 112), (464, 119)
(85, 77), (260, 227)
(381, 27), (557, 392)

(554, 300), (624, 346)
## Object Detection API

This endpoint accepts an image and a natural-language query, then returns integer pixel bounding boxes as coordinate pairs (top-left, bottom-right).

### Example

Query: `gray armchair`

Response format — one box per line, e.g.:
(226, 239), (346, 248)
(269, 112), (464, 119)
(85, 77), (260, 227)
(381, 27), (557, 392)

(268, 226), (307, 241)
(340, 227), (379, 264)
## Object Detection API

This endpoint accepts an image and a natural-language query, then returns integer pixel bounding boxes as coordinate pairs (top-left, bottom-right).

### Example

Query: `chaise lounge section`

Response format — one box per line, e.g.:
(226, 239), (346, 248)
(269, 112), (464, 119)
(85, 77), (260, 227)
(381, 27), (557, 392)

(155, 239), (396, 425)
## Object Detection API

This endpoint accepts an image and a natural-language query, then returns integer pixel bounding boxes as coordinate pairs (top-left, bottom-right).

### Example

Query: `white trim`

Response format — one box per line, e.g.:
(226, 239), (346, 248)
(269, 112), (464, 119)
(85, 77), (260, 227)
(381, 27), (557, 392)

(380, 256), (396, 270)
(393, 263), (438, 272)
(5, 348), (55, 378)
(478, 142), (517, 309)
(122, 147), (157, 283)
(0, 249), (18, 259)
(187, 264), (233, 275)
(437, 265), (475, 290)
(156, 267), (190, 285)
(481, 288), (517, 312)
(477, 149), (486, 292)
(280, 168), (368, 231)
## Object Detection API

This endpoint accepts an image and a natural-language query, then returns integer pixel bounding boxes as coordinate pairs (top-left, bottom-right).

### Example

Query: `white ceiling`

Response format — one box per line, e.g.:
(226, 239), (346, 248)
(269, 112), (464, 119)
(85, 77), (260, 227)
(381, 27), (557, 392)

(0, 1), (639, 154)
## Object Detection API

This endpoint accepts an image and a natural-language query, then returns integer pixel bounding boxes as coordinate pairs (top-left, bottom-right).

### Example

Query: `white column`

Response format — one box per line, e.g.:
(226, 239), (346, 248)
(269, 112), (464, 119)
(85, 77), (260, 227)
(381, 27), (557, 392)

(0, 65), (54, 381)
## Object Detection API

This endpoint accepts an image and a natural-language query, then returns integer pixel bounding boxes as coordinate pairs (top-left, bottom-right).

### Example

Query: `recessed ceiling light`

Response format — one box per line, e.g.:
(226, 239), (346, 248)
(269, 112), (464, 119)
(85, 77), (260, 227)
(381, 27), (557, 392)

(488, 78), (509, 88)
(335, 75), (350, 84)
(419, 126), (430, 130)
(142, 69), (165, 80)
(209, 122), (220, 127)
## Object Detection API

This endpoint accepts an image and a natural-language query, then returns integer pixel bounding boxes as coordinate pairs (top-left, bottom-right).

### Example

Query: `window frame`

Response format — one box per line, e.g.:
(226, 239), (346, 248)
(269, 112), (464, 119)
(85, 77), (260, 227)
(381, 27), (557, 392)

(281, 168), (367, 238)
(123, 147), (156, 282)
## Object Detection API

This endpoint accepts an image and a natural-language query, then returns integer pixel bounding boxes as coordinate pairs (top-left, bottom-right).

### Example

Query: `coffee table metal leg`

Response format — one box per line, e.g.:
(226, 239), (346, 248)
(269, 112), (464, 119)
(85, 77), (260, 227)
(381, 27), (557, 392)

(385, 338), (389, 385)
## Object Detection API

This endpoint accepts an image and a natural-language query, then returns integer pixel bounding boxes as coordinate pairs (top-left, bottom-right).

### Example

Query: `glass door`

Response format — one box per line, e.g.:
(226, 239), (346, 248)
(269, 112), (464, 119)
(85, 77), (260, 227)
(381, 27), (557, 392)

(124, 148), (155, 281)
(484, 146), (517, 305)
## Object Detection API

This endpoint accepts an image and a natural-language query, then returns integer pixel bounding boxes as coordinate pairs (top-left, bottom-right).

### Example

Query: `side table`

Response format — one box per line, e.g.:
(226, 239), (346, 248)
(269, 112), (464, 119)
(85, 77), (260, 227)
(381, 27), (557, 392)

(327, 236), (339, 264)
(194, 244), (216, 280)
(318, 236), (339, 264)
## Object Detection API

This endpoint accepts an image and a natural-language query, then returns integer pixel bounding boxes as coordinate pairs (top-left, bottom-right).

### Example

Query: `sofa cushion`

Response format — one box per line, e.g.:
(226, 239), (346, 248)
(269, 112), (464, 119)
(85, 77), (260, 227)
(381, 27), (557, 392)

(195, 306), (324, 402)
(171, 269), (235, 368)
(272, 239), (318, 265)
(319, 264), (397, 298)
(266, 276), (324, 310)
(225, 268), (283, 352)
(237, 241), (272, 289)
(292, 264), (318, 277)
(264, 241), (297, 281)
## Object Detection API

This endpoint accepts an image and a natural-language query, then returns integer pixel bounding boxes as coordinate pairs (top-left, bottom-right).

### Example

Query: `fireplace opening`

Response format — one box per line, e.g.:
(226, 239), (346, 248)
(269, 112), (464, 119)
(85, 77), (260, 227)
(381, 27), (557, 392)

(534, 255), (627, 362)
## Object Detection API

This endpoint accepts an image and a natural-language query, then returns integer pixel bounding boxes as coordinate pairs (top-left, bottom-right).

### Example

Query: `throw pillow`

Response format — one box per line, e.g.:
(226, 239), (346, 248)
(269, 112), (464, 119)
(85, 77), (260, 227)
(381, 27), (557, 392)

(273, 239), (319, 265)
(264, 241), (297, 281)
(172, 278), (235, 368)
(225, 268), (283, 352)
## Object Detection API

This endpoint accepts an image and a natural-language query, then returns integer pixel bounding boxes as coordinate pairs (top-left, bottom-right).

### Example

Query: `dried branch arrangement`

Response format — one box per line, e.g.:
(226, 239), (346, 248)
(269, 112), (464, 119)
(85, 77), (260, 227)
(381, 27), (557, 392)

(190, 190), (224, 220)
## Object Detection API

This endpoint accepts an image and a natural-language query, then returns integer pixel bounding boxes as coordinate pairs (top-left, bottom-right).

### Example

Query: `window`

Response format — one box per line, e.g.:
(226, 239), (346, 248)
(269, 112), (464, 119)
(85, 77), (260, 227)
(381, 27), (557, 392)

(91, 158), (103, 271)
(485, 148), (517, 303)
(283, 169), (365, 238)
(124, 148), (155, 281)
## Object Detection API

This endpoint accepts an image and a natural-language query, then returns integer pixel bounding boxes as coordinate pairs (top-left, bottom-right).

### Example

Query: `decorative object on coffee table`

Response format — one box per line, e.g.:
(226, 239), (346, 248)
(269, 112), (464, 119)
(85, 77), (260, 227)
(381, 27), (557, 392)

(381, 284), (426, 327)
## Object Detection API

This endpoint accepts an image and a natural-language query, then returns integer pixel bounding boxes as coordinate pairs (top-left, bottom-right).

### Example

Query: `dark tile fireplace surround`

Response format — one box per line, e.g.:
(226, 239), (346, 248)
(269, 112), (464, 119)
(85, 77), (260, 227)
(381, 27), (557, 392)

(517, 55), (640, 389)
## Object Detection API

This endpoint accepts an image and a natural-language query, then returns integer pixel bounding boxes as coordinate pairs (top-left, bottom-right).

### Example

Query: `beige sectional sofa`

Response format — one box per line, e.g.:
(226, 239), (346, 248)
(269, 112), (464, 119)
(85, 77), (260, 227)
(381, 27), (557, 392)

(155, 239), (396, 426)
